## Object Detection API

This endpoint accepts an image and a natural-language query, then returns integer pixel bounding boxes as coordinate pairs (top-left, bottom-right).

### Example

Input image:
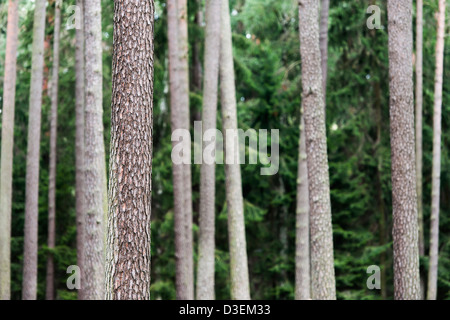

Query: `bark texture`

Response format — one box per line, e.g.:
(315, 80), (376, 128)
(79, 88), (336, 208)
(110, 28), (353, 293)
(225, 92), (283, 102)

(75, 0), (86, 300)
(22, 0), (47, 300)
(196, 0), (221, 300)
(427, 0), (446, 301)
(298, 0), (336, 300)
(83, 0), (106, 300)
(319, 0), (329, 101)
(46, 0), (62, 301)
(387, 0), (421, 300)
(295, 116), (310, 300)
(106, 0), (154, 300)
(0, 0), (19, 301)
(220, 0), (251, 300)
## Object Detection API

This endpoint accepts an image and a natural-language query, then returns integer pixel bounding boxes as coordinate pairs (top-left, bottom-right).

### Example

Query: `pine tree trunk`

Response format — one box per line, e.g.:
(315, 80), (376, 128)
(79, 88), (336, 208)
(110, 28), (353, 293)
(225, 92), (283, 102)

(167, 0), (188, 300)
(0, 0), (19, 301)
(106, 0), (155, 300)
(427, 0), (446, 301)
(105, 0), (154, 300)
(22, 0), (47, 300)
(387, 0), (421, 300)
(298, 0), (336, 300)
(46, 0), (62, 301)
(83, 0), (106, 300)
(75, 0), (86, 301)
(295, 115), (310, 300)
(220, 0), (251, 300)
(178, 0), (194, 300)
(196, 0), (221, 300)
(319, 0), (329, 102)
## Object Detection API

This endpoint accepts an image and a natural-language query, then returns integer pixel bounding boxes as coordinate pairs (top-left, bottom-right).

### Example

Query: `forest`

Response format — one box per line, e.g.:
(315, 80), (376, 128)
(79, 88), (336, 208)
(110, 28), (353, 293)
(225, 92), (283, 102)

(0, 0), (449, 300)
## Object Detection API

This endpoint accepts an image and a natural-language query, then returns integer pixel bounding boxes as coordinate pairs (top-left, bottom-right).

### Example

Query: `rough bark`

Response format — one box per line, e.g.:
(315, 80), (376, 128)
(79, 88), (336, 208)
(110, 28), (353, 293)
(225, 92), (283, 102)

(427, 0), (446, 301)
(295, 115), (310, 300)
(196, 0), (221, 300)
(83, 0), (106, 300)
(387, 0), (421, 300)
(105, 0), (154, 300)
(298, 0), (336, 300)
(22, 0), (47, 301)
(46, 0), (62, 301)
(0, 0), (19, 301)
(167, 0), (188, 300)
(220, 0), (251, 300)
(319, 0), (329, 102)
(178, 0), (194, 300)
(75, 0), (86, 301)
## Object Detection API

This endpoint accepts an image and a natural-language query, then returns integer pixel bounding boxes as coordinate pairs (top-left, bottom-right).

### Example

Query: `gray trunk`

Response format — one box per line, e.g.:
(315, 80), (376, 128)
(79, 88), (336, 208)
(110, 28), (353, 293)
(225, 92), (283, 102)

(196, 0), (221, 300)
(22, 0), (47, 300)
(387, 0), (421, 300)
(220, 0), (251, 300)
(0, 0), (19, 301)
(298, 0), (336, 300)
(427, 0), (446, 301)
(319, 0), (329, 102)
(46, 0), (62, 301)
(83, 0), (106, 300)
(105, 0), (155, 300)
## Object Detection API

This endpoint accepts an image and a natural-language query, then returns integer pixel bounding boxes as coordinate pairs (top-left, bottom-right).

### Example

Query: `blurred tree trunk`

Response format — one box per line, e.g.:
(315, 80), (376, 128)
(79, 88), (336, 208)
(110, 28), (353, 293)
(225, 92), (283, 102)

(167, 0), (188, 300)
(193, 0), (203, 94)
(178, 0), (194, 300)
(387, 0), (421, 300)
(22, 0), (47, 301)
(415, 0), (425, 299)
(295, 115), (310, 300)
(427, 0), (446, 301)
(319, 0), (329, 102)
(46, 0), (62, 301)
(75, 0), (86, 301)
(220, 0), (251, 300)
(0, 0), (19, 301)
(298, 0), (336, 300)
(105, 0), (154, 300)
(83, 0), (106, 300)
(197, 0), (221, 300)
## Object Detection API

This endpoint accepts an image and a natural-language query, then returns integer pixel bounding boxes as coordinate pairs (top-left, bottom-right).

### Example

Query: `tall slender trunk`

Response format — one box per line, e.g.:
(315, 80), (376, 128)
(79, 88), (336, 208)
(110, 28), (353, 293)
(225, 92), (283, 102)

(178, 0), (194, 300)
(83, 0), (106, 300)
(387, 0), (421, 300)
(167, 0), (188, 300)
(196, 0), (221, 300)
(415, 0), (425, 299)
(46, 0), (62, 301)
(193, 0), (203, 93)
(319, 0), (329, 102)
(295, 115), (310, 300)
(0, 0), (19, 301)
(75, 0), (86, 301)
(427, 0), (446, 301)
(105, 0), (154, 300)
(298, 0), (336, 300)
(220, 0), (250, 300)
(22, 0), (47, 301)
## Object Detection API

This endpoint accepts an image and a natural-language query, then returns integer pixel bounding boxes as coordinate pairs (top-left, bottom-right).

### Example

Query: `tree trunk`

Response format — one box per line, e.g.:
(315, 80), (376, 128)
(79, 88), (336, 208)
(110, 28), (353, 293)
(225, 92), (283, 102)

(220, 0), (251, 300)
(387, 0), (421, 300)
(298, 0), (336, 300)
(83, 0), (106, 300)
(295, 115), (310, 300)
(178, 0), (194, 300)
(105, 0), (154, 300)
(46, 0), (62, 301)
(427, 0), (446, 301)
(319, 0), (329, 102)
(22, 0), (47, 301)
(193, 0), (203, 93)
(0, 0), (19, 301)
(75, 0), (86, 301)
(196, 0), (221, 300)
